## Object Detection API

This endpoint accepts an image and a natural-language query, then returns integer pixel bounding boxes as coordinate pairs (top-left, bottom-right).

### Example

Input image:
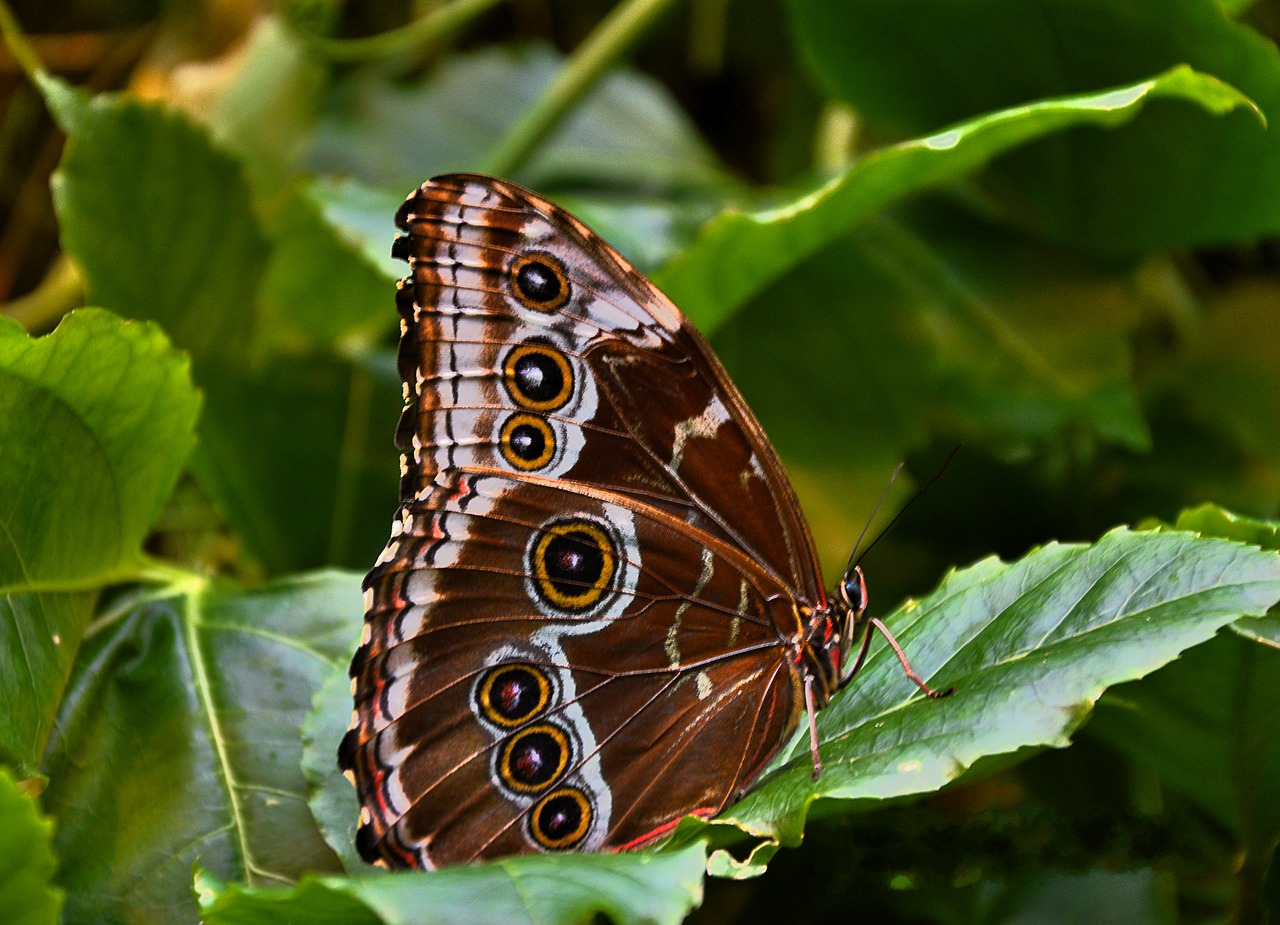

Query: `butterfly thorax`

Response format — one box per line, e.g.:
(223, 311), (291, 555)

(799, 603), (850, 709)
(801, 563), (869, 707)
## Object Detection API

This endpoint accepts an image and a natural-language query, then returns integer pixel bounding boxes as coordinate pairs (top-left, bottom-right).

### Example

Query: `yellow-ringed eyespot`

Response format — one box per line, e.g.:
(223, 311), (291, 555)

(510, 253), (571, 312)
(530, 519), (617, 612)
(477, 664), (551, 728)
(503, 342), (573, 411)
(529, 787), (591, 850)
(497, 724), (571, 794)
(500, 414), (556, 471)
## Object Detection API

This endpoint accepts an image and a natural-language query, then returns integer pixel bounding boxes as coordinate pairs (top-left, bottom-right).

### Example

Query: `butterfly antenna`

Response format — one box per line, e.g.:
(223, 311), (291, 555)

(848, 445), (962, 572)
(843, 462), (905, 578)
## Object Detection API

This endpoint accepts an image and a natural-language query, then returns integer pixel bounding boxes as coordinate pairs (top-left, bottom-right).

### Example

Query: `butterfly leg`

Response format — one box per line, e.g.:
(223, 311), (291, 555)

(868, 617), (955, 699)
(805, 674), (823, 779)
(839, 620), (877, 688)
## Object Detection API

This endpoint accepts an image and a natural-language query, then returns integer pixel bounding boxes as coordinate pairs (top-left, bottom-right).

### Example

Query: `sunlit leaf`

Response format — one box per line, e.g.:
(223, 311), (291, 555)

(657, 66), (1256, 334)
(0, 310), (199, 775)
(789, 0), (1277, 252)
(196, 842), (707, 925)
(0, 766), (63, 925)
(670, 528), (1280, 873)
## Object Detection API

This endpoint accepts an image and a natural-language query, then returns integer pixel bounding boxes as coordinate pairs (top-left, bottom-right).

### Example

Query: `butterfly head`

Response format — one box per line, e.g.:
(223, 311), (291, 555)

(837, 565), (868, 621)
(801, 565), (868, 704)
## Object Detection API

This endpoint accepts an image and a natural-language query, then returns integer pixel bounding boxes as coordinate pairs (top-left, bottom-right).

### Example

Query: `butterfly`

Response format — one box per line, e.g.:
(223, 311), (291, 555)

(339, 174), (950, 869)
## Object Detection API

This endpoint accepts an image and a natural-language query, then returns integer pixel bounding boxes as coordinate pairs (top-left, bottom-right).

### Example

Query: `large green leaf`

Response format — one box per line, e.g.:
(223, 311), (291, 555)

(41, 571), (360, 925)
(1088, 506), (1280, 920)
(306, 43), (728, 194)
(196, 842), (707, 925)
(654, 66), (1256, 335)
(0, 310), (199, 775)
(670, 528), (1280, 875)
(50, 91), (264, 368)
(203, 17), (326, 190)
(0, 767), (62, 925)
(43, 77), (403, 575)
(788, 0), (1279, 253)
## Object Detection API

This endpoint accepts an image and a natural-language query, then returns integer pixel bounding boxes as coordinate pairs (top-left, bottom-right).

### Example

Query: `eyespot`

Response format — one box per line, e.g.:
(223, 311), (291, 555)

(498, 724), (570, 794)
(530, 519), (617, 613)
(510, 253), (570, 312)
(500, 414), (556, 471)
(504, 342), (573, 412)
(529, 787), (592, 850)
(477, 664), (551, 727)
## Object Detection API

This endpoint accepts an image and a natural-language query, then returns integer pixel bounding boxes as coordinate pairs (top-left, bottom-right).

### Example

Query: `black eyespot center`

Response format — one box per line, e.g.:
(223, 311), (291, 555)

(530, 787), (591, 850)
(530, 520), (617, 612)
(504, 342), (573, 411)
(499, 724), (570, 793)
(477, 664), (551, 727)
(511, 254), (570, 311)
(500, 414), (555, 471)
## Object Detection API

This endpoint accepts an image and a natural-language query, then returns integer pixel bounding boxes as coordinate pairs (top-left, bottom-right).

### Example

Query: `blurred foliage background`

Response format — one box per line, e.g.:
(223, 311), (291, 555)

(3, 0), (1280, 923)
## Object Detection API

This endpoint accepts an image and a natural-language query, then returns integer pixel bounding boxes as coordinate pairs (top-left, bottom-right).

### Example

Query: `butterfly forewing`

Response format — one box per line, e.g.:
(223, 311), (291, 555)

(342, 174), (826, 868)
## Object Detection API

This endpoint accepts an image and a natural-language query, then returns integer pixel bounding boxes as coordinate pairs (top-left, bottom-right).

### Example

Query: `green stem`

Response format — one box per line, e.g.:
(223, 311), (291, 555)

(3, 254), (83, 331)
(0, 0), (42, 80)
(481, 0), (684, 177)
(297, 0), (506, 62)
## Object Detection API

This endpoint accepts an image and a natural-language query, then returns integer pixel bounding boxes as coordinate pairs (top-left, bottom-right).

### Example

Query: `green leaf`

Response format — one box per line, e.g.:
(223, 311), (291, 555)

(655, 66), (1257, 334)
(0, 309), (199, 774)
(789, 0), (1277, 253)
(197, 842), (708, 925)
(715, 206), (1149, 571)
(1172, 504), (1280, 647)
(189, 350), (402, 574)
(42, 79), (405, 576)
(0, 310), (199, 586)
(1089, 628), (1280, 921)
(303, 179), (406, 288)
(306, 43), (727, 194)
(204, 17), (326, 190)
(302, 660), (363, 873)
(258, 183), (396, 351)
(42, 571), (360, 925)
(675, 528), (1280, 871)
(1099, 504), (1280, 921)
(0, 766), (63, 925)
(1175, 503), (1280, 550)
(50, 93), (265, 368)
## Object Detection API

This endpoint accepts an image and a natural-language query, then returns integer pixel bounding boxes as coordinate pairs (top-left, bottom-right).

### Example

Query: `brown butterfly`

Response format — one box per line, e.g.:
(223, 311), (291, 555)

(339, 174), (950, 869)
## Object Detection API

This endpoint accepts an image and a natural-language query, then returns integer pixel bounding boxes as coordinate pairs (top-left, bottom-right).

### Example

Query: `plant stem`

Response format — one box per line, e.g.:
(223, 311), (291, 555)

(481, 0), (684, 178)
(298, 0), (505, 62)
(0, 0), (42, 80)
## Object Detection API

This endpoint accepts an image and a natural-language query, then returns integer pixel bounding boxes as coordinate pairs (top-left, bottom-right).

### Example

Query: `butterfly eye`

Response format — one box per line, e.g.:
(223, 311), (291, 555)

(841, 567), (867, 615)
(503, 343), (573, 411)
(511, 254), (571, 311)
(529, 788), (592, 850)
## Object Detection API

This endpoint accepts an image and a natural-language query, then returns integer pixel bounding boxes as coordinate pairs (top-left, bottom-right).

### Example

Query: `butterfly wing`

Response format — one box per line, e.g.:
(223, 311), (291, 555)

(342, 174), (825, 868)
